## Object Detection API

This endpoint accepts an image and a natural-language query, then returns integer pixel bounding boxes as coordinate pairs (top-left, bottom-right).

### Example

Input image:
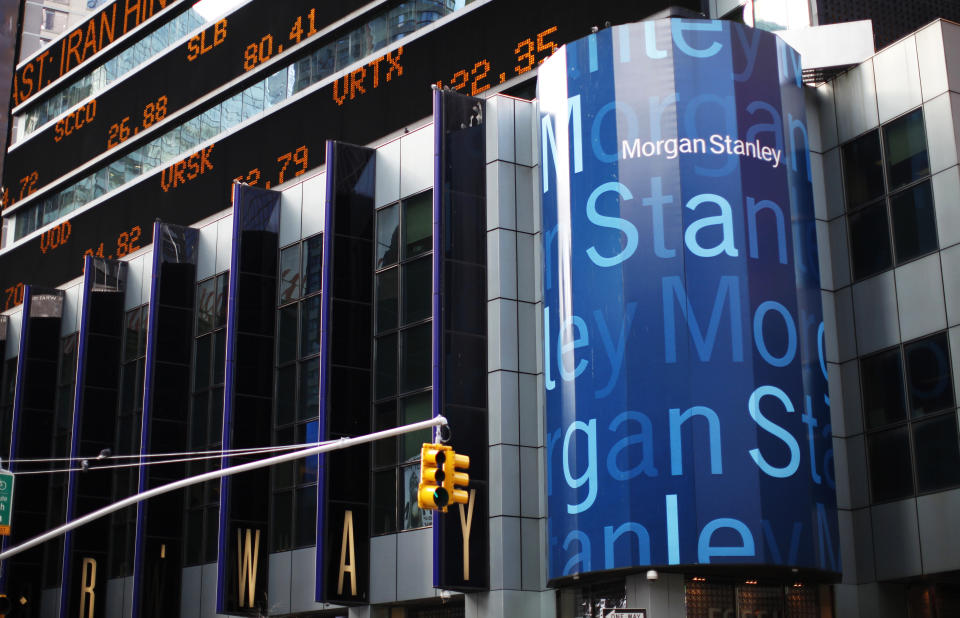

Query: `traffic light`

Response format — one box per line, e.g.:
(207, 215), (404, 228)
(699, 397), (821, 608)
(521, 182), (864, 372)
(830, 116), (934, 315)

(418, 443), (450, 512)
(443, 450), (470, 506)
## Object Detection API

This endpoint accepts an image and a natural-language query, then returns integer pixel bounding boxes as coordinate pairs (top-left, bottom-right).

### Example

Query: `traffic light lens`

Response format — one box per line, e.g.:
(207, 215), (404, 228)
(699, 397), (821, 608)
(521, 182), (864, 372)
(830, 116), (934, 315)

(434, 487), (449, 507)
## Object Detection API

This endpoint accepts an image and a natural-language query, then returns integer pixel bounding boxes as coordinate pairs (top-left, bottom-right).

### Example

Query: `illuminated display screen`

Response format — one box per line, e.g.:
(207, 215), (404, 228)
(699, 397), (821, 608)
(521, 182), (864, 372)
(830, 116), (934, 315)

(0, 0), (699, 306)
(4, 0), (369, 209)
(11, 0), (189, 108)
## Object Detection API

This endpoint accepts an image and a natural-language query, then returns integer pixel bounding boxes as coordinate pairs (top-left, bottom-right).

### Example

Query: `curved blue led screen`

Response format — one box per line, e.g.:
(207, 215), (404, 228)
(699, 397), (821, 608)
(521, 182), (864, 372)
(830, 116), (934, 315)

(539, 19), (838, 578)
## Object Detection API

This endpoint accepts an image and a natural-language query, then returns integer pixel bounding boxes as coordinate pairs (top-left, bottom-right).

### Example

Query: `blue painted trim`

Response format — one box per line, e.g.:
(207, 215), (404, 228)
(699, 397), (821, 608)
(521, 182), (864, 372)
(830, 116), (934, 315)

(0, 286), (32, 591)
(57, 256), (95, 618)
(431, 88), (443, 588)
(216, 183), (244, 613)
(131, 223), (165, 618)
(314, 140), (335, 602)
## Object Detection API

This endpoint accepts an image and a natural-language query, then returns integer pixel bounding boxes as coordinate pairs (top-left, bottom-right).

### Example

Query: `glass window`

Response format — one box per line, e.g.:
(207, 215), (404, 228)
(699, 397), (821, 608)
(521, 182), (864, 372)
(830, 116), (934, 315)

(913, 415), (960, 493)
(842, 130), (885, 209)
(861, 348), (907, 429)
(377, 204), (399, 268)
(890, 181), (937, 263)
(376, 268), (398, 333)
(848, 202), (891, 281)
(868, 426), (914, 502)
(403, 193), (432, 258)
(883, 109), (930, 190)
(402, 256), (431, 324)
(904, 333), (953, 417)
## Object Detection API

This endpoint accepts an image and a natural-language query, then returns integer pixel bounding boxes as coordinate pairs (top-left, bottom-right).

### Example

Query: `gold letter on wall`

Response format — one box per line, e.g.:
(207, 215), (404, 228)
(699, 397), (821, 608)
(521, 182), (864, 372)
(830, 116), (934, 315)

(337, 510), (357, 596)
(79, 557), (97, 618)
(236, 528), (261, 608)
(458, 489), (476, 581)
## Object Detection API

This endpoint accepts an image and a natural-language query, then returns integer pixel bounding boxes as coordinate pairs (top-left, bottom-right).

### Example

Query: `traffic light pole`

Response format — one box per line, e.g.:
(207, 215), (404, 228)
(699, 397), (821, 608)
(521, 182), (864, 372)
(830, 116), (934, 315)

(0, 415), (449, 561)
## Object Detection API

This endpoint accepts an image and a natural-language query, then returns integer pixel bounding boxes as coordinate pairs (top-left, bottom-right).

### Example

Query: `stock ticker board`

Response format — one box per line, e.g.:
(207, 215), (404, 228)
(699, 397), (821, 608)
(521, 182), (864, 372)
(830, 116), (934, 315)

(0, 0), (697, 308)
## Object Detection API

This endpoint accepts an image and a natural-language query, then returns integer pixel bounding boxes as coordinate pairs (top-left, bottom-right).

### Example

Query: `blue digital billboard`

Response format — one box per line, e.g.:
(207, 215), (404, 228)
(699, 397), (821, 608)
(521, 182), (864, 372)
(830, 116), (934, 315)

(539, 19), (838, 578)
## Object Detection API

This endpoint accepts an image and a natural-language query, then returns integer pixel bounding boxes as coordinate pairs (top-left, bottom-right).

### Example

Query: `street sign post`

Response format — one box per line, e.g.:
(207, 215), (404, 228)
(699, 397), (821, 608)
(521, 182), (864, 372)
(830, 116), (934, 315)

(605, 610), (647, 618)
(0, 470), (14, 536)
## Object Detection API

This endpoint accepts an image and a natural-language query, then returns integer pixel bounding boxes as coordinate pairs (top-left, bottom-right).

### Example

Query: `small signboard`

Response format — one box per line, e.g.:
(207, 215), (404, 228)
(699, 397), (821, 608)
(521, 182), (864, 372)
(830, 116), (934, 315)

(605, 610), (647, 618)
(0, 470), (14, 535)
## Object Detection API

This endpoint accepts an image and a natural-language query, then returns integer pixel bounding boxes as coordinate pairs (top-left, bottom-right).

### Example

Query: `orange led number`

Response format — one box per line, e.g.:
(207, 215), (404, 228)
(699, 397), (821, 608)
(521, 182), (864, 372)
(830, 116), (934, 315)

(4, 283), (24, 310)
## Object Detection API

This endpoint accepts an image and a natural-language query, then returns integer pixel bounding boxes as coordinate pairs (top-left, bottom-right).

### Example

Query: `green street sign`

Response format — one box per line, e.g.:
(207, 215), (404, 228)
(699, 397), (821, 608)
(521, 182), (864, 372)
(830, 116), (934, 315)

(0, 470), (14, 535)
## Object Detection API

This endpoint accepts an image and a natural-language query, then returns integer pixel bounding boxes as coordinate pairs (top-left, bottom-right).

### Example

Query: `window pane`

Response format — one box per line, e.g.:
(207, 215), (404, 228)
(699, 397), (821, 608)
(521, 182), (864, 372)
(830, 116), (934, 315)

(221, 93), (242, 131)
(904, 333), (954, 417)
(891, 181), (937, 263)
(376, 268), (398, 333)
(400, 463), (431, 530)
(266, 68), (288, 106)
(884, 109), (929, 190)
(373, 401), (397, 467)
(196, 278), (216, 334)
(403, 192), (432, 258)
(868, 427), (914, 502)
(375, 333), (397, 399)
(372, 469), (397, 534)
(401, 392), (432, 462)
(300, 295), (322, 357)
(271, 490), (292, 551)
(861, 348), (907, 429)
(403, 256), (432, 325)
(276, 364), (296, 426)
(215, 274), (228, 328)
(278, 245), (301, 303)
(842, 130), (885, 209)
(194, 334), (211, 390)
(277, 304), (298, 364)
(400, 323), (431, 393)
(302, 234), (323, 295)
(298, 358), (319, 421)
(848, 201), (892, 280)
(294, 486), (316, 547)
(377, 204), (399, 268)
(913, 415), (960, 492)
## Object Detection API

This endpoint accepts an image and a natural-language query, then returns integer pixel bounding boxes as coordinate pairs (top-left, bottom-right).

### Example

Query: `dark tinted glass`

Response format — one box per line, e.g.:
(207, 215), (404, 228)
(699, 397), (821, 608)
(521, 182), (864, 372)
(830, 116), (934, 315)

(842, 130), (885, 208)
(848, 202), (892, 280)
(196, 278), (216, 333)
(868, 427), (914, 501)
(904, 333), (954, 417)
(276, 364), (296, 425)
(373, 401), (397, 466)
(400, 323), (431, 393)
(298, 358), (319, 421)
(271, 490), (292, 551)
(884, 109), (929, 190)
(861, 348), (907, 429)
(401, 392), (432, 461)
(295, 486), (317, 547)
(299, 295), (322, 357)
(913, 415), (960, 492)
(403, 256), (432, 325)
(278, 245), (301, 303)
(891, 181), (937, 263)
(375, 268), (398, 333)
(375, 333), (397, 399)
(276, 304), (298, 364)
(376, 204), (399, 268)
(193, 334), (211, 390)
(372, 469), (396, 534)
(403, 192), (432, 258)
(302, 234), (323, 295)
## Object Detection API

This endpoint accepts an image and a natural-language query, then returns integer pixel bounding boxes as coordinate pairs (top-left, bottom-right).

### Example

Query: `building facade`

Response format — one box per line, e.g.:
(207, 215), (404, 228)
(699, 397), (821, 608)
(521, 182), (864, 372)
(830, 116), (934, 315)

(0, 1), (958, 617)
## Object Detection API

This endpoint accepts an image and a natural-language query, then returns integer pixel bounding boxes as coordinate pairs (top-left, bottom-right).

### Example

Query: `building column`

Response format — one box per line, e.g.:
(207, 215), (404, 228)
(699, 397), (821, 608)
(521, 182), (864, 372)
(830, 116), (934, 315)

(625, 572), (686, 618)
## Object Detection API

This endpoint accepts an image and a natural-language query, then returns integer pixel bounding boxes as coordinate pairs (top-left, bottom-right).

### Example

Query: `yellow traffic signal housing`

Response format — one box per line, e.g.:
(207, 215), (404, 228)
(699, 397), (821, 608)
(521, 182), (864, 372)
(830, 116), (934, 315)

(418, 443), (451, 512)
(444, 450), (470, 506)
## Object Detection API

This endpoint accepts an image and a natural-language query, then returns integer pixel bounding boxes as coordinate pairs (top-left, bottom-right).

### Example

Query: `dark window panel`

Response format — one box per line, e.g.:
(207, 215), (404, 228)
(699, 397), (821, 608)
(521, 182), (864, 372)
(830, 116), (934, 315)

(403, 256), (432, 325)
(848, 201), (892, 280)
(891, 181), (938, 264)
(194, 334), (212, 390)
(842, 130), (885, 209)
(904, 332), (954, 417)
(196, 277), (217, 334)
(400, 462), (431, 529)
(300, 295), (322, 357)
(377, 204), (400, 268)
(913, 414), (960, 493)
(294, 485), (317, 547)
(861, 348), (907, 429)
(303, 234), (324, 296)
(278, 245), (302, 304)
(276, 364), (296, 426)
(868, 426), (914, 502)
(401, 392), (432, 462)
(400, 323), (431, 393)
(298, 358), (320, 421)
(403, 192), (433, 258)
(277, 304), (298, 365)
(373, 400), (397, 467)
(375, 333), (398, 400)
(376, 267), (399, 333)
(372, 469), (397, 535)
(271, 490), (293, 552)
(884, 109), (930, 190)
